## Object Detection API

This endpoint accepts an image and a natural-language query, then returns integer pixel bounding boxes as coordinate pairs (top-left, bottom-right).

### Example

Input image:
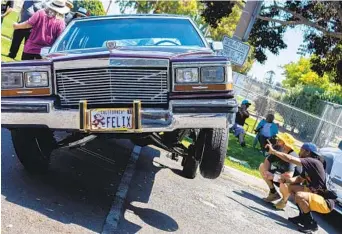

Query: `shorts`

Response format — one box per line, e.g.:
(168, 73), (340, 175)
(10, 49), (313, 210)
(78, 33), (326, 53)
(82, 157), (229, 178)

(269, 169), (285, 187)
(304, 187), (331, 214)
(232, 123), (245, 137)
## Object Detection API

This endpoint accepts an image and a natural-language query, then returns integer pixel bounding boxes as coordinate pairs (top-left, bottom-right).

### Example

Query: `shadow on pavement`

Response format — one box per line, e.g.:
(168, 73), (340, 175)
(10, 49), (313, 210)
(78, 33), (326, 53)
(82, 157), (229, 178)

(232, 189), (342, 234)
(117, 146), (179, 233)
(1, 128), (131, 233)
(229, 190), (299, 232)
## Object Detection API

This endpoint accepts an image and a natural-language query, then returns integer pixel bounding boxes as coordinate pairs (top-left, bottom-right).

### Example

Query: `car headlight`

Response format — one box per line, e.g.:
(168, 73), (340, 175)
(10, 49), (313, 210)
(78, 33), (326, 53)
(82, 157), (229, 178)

(176, 68), (199, 83)
(1, 72), (23, 89)
(25, 72), (49, 87)
(201, 67), (225, 83)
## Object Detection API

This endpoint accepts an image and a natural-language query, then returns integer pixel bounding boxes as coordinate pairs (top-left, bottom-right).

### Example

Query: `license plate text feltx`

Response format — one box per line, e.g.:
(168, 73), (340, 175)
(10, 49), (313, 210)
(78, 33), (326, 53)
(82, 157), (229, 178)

(90, 109), (133, 130)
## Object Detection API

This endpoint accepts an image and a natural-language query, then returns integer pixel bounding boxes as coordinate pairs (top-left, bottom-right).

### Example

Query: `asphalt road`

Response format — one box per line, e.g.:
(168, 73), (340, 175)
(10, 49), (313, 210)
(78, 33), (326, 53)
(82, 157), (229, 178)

(116, 146), (342, 234)
(1, 128), (131, 234)
(2, 128), (341, 234)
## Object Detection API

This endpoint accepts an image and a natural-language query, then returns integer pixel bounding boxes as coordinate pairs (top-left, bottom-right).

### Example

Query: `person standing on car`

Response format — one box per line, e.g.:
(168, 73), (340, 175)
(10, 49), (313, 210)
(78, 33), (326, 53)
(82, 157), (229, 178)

(12, 0), (69, 60)
(8, 0), (43, 59)
(1, 0), (13, 24)
(259, 133), (298, 209)
(66, 7), (87, 25)
(231, 99), (251, 147)
(265, 142), (337, 233)
(64, 0), (74, 25)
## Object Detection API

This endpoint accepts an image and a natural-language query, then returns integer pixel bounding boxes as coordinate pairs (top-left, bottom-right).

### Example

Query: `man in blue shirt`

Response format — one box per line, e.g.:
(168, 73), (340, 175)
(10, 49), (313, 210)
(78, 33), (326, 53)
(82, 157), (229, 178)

(8, 0), (43, 59)
(253, 113), (279, 154)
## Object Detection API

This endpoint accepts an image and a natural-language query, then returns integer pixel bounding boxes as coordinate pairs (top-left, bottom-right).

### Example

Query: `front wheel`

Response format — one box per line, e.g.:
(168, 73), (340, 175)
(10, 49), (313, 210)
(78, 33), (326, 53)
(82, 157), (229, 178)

(199, 128), (228, 179)
(182, 129), (205, 179)
(11, 128), (56, 174)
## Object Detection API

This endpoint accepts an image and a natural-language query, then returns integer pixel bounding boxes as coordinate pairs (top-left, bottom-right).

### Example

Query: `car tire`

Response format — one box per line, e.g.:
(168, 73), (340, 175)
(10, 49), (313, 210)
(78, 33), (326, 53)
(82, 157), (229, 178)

(182, 150), (199, 179)
(11, 128), (56, 174)
(199, 128), (228, 179)
(182, 130), (205, 179)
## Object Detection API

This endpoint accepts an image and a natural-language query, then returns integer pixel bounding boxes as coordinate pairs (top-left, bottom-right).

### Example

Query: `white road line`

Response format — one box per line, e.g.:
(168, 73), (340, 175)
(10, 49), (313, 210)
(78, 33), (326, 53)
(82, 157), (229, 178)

(101, 145), (141, 234)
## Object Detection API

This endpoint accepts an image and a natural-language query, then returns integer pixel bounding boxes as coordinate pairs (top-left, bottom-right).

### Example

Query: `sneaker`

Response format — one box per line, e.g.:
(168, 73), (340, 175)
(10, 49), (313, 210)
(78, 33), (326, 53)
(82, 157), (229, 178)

(263, 192), (281, 202)
(288, 215), (304, 225)
(274, 199), (287, 210)
(298, 220), (318, 233)
(241, 142), (246, 147)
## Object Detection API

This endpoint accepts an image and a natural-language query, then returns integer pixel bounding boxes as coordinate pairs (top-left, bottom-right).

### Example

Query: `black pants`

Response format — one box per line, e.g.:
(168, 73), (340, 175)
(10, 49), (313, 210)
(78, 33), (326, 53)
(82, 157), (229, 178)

(8, 28), (31, 59)
(21, 52), (42, 60)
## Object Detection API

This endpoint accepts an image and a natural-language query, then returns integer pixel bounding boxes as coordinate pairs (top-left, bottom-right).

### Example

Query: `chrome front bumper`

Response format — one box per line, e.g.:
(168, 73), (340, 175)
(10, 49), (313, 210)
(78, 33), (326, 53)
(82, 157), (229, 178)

(1, 98), (237, 132)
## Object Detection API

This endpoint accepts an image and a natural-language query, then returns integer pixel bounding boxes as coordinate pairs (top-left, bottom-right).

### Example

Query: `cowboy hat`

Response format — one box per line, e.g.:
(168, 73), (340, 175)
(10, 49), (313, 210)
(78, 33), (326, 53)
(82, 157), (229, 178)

(47, 0), (70, 15)
(276, 132), (295, 150)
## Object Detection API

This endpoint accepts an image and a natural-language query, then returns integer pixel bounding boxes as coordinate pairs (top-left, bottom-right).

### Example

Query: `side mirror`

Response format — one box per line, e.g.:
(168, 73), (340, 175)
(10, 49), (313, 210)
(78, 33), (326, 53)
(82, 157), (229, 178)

(210, 41), (223, 51)
(40, 47), (51, 58)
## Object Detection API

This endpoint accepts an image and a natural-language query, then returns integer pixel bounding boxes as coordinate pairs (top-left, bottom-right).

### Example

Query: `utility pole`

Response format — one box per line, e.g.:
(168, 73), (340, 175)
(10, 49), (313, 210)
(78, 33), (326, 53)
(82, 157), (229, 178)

(233, 1), (263, 42)
(106, 0), (113, 15)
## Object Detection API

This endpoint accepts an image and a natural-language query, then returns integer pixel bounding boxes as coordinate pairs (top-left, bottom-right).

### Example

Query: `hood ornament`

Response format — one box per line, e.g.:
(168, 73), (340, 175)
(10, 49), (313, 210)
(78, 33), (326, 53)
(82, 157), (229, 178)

(106, 40), (118, 51)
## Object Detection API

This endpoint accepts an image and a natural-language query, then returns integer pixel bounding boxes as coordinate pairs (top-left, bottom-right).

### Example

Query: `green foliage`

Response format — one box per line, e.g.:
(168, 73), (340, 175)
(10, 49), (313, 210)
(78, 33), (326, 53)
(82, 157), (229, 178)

(200, 1), (342, 84)
(282, 57), (342, 97)
(275, 85), (342, 140)
(249, 5), (287, 64)
(226, 133), (264, 171)
(200, 1), (235, 28)
(154, 0), (199, 16)
(73, 0), (105, 16)
(1, 11), (19, 38)
(116, 0), (199, 15)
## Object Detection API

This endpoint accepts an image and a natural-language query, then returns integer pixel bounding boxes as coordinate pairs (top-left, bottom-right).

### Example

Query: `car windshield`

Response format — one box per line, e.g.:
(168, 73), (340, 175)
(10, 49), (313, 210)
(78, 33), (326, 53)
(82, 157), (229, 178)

(54, 17), (206, 52)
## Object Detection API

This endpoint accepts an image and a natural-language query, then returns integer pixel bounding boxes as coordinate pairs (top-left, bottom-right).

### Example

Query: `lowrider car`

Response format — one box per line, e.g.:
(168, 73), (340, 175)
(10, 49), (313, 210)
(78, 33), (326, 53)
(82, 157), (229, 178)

(319, 143), (342, 214)
(1, 15), (237, 179)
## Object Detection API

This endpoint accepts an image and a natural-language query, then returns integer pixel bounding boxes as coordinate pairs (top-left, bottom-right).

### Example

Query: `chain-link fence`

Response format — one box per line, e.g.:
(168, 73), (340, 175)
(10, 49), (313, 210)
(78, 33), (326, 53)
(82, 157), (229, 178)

(233, 72), (342, 148)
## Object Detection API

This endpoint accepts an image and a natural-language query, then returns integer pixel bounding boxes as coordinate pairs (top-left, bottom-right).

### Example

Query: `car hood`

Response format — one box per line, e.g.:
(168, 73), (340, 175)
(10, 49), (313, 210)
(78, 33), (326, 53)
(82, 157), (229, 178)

(47, 46), (227, 62)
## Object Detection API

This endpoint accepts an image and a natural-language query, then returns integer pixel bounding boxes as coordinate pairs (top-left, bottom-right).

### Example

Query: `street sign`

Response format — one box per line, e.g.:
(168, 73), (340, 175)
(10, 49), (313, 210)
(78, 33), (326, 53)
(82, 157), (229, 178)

(219, 36), (250, 66)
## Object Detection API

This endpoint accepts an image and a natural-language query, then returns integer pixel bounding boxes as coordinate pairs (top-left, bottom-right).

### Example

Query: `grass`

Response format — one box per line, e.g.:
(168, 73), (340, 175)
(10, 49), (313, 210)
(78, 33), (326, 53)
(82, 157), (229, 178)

(1, 11), (19, 39)
(183, 132), (264, 178)
(1, 11), (23, 62)
(227, 133), (265, 175)
(225, 159), (261, 178)
(1, 36), (23, 62)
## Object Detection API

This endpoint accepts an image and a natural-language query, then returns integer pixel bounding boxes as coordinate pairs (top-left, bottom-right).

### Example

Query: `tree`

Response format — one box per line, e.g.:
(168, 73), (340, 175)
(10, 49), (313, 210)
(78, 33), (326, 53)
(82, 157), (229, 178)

(116, 0), (199, 15)
(281, 57), (342, 98)
(201, 1), (342, 85)
(73, 0), (105, 16)
(207, 3), (254, 74)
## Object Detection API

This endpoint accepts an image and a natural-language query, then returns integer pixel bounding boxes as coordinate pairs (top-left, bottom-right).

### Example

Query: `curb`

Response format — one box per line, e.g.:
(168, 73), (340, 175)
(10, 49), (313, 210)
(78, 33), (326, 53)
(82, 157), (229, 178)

(224, 165), (268, 193)
(101, 145), (141, 234)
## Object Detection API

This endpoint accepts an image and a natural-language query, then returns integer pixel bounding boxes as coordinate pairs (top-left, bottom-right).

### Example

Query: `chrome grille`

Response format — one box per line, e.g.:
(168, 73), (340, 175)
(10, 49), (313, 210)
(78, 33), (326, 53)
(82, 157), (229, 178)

(56, 67), (168, 107)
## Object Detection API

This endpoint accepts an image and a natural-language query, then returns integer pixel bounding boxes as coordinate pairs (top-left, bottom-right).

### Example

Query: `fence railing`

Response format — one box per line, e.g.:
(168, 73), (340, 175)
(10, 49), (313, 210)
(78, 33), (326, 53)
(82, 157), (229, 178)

(234, 83), (342, 148)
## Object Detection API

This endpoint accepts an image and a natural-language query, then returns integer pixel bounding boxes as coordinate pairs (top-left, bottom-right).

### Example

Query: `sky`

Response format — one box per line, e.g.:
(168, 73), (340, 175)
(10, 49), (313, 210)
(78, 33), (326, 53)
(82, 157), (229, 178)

(101, 0), (305, 83)
(248, 27), (305, 83)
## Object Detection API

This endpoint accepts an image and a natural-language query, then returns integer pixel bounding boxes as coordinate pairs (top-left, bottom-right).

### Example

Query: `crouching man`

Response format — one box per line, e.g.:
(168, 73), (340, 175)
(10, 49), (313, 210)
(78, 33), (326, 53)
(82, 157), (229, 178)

(259, 133), (298, 209)
(265, 142), (337, 233)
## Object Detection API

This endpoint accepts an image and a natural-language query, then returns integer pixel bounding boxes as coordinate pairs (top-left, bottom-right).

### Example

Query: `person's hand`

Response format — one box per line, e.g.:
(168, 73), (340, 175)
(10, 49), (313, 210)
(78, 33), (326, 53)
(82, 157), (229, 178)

(265, 139), (275, 154)
(279, 174), (287, 183)
(13, 22), (19, 29)
(263, 171), (274, 180)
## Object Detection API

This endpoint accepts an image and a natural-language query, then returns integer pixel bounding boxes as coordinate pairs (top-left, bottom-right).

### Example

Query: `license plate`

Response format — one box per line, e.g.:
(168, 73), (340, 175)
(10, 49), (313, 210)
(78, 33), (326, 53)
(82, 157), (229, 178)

(90, 108), (133, 130)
